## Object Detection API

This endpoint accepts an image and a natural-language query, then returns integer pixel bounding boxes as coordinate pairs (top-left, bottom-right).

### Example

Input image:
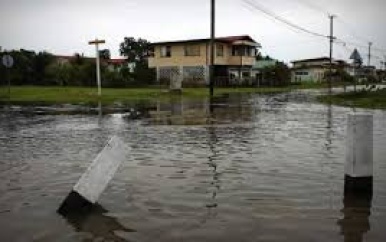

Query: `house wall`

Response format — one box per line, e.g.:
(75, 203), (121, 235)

(148, 42), (255, 68)
(291, 67), (326, 83)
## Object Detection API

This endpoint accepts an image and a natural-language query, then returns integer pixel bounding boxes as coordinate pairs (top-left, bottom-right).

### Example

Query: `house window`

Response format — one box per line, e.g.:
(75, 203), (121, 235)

(216, 44), (224, 57)
(232, 46), (243, 56)
(184, 45), (200, 56)
(161, 46), (171, 57)
(295, 71), (309, 76)
(242, 72), (250, 78)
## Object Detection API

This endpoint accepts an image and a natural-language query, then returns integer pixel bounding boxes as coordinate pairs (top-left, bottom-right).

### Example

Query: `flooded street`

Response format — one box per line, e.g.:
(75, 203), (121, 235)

(1, 89), (386, 242)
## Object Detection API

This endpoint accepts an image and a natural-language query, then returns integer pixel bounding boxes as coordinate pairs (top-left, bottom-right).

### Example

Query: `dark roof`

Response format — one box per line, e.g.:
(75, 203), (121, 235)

(292, 57), (331, 64)
(106, 59), (126, 64)
(150, 35), (258, 46)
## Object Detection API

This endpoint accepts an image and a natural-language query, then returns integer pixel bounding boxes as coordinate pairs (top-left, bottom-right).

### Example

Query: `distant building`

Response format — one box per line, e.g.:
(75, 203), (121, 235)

(54, 55), (133, 72)
(291, 57), (341, 83)
(105, 59), (135, 72)
(148, 35), (261, 86)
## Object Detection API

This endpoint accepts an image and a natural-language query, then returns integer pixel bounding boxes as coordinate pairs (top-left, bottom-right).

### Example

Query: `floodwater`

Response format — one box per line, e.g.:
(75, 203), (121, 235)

(1, 89), (386, 242)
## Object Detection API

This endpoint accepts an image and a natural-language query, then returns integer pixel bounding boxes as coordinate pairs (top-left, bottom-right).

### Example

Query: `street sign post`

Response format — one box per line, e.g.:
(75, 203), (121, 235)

(88, 39), (105, 97)
(2, 55), (14, 68)
(2, 54), (14, 100)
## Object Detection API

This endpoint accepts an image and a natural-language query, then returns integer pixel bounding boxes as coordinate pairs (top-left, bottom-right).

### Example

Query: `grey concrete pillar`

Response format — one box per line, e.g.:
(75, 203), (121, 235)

(58, 136), (129, 214)
(344, 114), (373, 194)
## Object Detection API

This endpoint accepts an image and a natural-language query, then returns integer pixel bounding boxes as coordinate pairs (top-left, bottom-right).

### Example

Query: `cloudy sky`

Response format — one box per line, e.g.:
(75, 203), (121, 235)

(1, 0), (385, 67)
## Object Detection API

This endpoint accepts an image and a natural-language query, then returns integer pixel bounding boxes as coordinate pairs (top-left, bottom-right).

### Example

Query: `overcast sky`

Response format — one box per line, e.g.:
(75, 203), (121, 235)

(1, 0), (385, 67)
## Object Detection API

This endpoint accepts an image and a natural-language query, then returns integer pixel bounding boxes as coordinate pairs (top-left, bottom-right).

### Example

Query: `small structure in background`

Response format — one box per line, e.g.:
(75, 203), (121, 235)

(54, 55), (134, 73)
(290, 57), (340, 83)
(251, 59), (278, 86)
(148, 35), (261, 87)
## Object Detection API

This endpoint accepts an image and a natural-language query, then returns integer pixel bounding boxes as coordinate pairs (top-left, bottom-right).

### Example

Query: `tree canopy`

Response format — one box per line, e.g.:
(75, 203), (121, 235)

(119, 37), (151, 63)
(99, 49), (111, 60)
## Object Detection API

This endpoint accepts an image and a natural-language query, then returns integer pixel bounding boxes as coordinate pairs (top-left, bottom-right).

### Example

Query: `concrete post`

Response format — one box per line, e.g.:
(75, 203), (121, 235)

(345, 114), (373, 194)
(58, 136), (129, 214)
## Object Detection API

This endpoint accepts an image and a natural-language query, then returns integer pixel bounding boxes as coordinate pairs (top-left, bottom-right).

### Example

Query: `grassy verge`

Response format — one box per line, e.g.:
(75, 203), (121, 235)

(318, 88), (386, 109)
(0, 86), (290, 105)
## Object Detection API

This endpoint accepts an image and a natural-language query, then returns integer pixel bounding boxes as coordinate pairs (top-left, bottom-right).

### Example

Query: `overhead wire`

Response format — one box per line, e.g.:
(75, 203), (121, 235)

(241, 0), (328, 39)
(290, 0), (386, 55)
(242, 0), (386, 66)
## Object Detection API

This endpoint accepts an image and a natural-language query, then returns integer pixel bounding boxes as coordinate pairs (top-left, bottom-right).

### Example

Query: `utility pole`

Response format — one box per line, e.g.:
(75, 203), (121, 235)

(368, 42), (372, 66)
(209, 0), (215, 97)
(88, 38), (105, 97)
(383, 55), (386, 71)
(328, 15), (335, 95)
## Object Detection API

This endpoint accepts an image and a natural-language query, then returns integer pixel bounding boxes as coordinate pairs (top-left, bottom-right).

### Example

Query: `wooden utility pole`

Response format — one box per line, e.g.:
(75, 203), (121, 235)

(368, 42), (372, 66)
(209, 0), (215, 97)
(328, 15), (335, 95)
(88, 39), (106, 97)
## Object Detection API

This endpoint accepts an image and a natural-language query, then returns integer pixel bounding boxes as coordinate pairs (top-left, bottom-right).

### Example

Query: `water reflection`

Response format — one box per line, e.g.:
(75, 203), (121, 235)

(205, 125), (220, 211)
(59, 203), (135, 242)
(98, 100), (102, 122)
(337, 191), (372, 242)
(325, 102), (333, 153)
(147, 94), (255, 126)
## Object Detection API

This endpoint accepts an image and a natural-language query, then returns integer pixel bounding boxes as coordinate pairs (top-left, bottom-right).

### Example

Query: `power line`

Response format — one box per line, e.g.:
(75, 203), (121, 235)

(242, 0), (328, 39)
(242, 0), (386, 66)
(290, 0), (386, 56)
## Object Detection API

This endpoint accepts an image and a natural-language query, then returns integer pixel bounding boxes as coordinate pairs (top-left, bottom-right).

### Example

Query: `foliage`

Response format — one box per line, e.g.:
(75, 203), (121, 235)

(99, 49), (111, 60)
(132, 62), (156, 86)
(119, 37), (151, 64)
(318, 87), (386, 109)
(260, 61), (290, 86)
(0, 49), (55, 85)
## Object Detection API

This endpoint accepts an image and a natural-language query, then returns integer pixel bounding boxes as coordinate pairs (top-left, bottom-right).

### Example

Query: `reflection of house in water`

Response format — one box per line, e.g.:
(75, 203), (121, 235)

(147, 94), (255, 125)
(59, 203), (135, 242)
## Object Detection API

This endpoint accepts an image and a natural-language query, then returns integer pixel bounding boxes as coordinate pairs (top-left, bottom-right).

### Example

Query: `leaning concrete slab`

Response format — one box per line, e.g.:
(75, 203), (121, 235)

(58, 136), (129, 214)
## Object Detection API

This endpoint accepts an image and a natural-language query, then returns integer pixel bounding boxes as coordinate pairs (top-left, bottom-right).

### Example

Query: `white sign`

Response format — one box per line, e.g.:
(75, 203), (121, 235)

(2, 55), (14, 68)
(73, 136), (130, 203)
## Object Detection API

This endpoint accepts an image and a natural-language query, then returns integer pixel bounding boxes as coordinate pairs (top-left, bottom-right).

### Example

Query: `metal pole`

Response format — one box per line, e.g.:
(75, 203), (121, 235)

(209, 0), (215, 97)
(7, 68), (10, 100)
(329, 15), (335, 95)
(95, 43), (101, 97)
(239, 48), (242, 85)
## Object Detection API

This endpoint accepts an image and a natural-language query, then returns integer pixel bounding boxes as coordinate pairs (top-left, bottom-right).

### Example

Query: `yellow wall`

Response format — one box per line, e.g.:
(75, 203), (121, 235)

(148, 41), (255, 68)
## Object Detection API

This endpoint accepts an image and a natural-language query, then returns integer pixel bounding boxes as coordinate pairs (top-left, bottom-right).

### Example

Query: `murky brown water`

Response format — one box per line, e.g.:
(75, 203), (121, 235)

(1, 90), (386, 242)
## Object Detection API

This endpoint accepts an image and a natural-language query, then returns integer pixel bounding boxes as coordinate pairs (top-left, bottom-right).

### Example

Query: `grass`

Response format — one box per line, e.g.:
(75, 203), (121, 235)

(0, 86), (290, 105)
(318, 88), (386, 109)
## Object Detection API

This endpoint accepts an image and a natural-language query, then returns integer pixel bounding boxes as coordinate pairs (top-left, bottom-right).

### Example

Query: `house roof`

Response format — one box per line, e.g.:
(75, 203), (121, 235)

(106, 59), (126, 64)
(291, 57), (331, 64)
(150, 35), (260, 46)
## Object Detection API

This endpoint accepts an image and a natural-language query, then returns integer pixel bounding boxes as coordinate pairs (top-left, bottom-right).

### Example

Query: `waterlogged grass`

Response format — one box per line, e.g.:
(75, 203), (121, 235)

(0, 86), (290, 105)
(318, 88), (386, 109)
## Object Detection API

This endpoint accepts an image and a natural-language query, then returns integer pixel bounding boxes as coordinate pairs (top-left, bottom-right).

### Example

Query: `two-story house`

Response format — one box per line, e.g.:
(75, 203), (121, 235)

(148, 35), (261, 86)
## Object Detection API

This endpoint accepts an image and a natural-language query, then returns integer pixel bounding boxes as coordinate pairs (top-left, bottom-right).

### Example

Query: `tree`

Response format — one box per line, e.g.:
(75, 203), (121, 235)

(119, 37), (151, 64)
(34, 51), (55, 85)
(99, 49), (111, 60)
(260, 61), (290, 86)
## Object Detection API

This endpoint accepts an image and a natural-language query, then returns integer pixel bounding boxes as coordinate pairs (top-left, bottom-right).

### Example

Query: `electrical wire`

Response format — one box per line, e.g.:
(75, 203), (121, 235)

(242, 0), (328, 39)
